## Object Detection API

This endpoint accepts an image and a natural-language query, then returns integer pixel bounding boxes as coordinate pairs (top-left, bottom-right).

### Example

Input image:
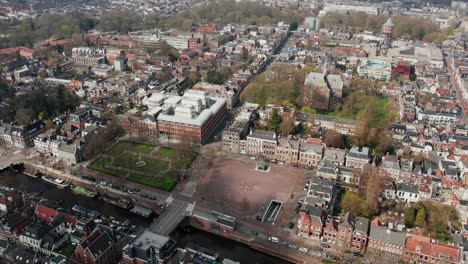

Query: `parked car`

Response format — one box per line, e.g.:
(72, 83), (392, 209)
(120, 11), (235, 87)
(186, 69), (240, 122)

(288, 222), (294, 229)
(99, 181), (108, 186)
(249, 230), (259, 236)
(299, 247), (309, 253)
(288, 243), (298, 249)
(268, 237), (279, 243)
(140, 193), (148, 198)
(320, 244), (331, 248)
(82, 176), (96, 182)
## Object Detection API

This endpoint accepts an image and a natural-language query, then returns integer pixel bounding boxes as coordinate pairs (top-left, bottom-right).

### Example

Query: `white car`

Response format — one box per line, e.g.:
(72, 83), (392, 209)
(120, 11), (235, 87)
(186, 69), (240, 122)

(299, 247), (309, 253)
(268, 236), (279, 243)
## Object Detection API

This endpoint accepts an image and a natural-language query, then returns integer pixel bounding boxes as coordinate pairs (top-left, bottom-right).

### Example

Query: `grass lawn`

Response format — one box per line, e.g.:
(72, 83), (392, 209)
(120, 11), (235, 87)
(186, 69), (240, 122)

(155, 147), (175, 157)
(106, 141), (155, 156)
(179, 152), (197, 169)
(56, 243), (77, 257)
(114, 153), (169, 174)
(88, 156), (127, 178)
(374, 97), (389, 122)
(321, 260), (336, 264)
(128, 171), (179, 191)
(315, 109), (356, 120)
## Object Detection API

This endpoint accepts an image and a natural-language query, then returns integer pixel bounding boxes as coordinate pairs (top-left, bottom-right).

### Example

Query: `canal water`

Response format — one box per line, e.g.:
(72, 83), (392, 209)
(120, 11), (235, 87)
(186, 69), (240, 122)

(0, 172), (153, 227)
(171, 227), (292, 264)
(0, 171), (291, 264)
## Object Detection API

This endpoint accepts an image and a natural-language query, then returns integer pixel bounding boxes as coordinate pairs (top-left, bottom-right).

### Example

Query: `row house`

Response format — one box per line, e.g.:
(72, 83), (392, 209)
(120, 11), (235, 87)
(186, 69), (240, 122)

(275, 139), (300, 164)
(352, 217), (370, 253)
(305, 177), (337, 213)
(0, 187), (24, 213)
(122, 230), (177, 264)
(298, 141), (324, 167)
(317, 161), (362, 188)
(345, 147), (370, 169)
(321, 212), (370, 253)
(297, 207), (327, 240)
(241, 130), (277, 159)
(368, 225), (406, 261)
(0, 120), (45, 148)
(397, 183), (422, 204)
(380, 155), (402, 180)
(323, 148), (346, 166)
(73, 225), (126, 264)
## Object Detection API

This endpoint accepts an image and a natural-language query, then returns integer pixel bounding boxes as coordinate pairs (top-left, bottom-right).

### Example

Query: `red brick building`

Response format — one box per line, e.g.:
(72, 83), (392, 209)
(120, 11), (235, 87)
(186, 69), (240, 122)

(157, 90), (227, 143)
(404, 234), (462, 264)
(297, 207), (327, 240)
(74, 225), (125, 264)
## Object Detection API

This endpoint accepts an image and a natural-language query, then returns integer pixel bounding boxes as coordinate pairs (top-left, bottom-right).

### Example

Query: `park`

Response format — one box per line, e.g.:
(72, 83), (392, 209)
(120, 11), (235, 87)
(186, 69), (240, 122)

(88, 141), (196, 191)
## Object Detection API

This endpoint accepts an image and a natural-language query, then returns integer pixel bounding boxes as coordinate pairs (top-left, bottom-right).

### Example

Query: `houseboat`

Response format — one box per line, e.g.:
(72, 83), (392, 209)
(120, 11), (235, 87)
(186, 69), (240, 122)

(130, 205), (153, 218)
(102, 194), (132, 209)
(72, 205), (100, 218)
(107, 215), (131, 226)
(72, 185), (97, 198)
(41, 175), (70, 188)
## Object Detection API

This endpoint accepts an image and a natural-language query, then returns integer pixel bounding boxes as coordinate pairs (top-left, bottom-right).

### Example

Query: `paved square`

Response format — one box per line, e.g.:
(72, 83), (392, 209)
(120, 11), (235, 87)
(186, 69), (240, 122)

(196, 157), (304, 215)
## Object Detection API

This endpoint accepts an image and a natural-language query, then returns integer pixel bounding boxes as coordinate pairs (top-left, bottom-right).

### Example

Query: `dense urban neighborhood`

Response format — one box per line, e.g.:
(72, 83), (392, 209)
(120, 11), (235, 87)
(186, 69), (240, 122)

(0, 0), (467, 263)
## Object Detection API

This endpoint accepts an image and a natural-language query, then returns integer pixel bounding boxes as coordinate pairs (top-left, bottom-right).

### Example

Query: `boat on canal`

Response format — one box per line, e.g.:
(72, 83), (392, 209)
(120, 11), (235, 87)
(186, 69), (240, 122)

(72, 205), (100, 218)
(130, 205), (153, 218)
(41, 175), (70, 188)
(106, 215), (131, 226)
(72, 185), (97, 198)
(24, 168), (40, 178)
(102, 193), (132, 209)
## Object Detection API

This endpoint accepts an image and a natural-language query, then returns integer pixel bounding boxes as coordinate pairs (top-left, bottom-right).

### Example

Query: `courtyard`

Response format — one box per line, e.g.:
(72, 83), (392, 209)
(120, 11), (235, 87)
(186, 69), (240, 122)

(88, 141), (196, 191)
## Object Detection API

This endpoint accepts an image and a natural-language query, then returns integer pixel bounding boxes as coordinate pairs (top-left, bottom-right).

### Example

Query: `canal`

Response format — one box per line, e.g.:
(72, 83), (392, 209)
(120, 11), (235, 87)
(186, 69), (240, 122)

(171, 227), (291, 264)
(0, 172), (153, 226)
(0, 171), (292, 264)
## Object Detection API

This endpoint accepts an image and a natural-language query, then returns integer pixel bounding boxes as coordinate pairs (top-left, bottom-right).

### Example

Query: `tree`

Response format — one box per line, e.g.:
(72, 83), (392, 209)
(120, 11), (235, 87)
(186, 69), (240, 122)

(405, 207), (416, 228)
(15, 108), (34, 125)
(323, 130), (345, 148)
(364, 167), (386, 217)
(280, 116), (295, 137)
(415, 207), (427, 228)
(374, 130), (394, 155)
(299, 106), (316, 114)
(267, 110), (282, 134)
(204, 70), (225, 84)
(340, 191), (366, 217)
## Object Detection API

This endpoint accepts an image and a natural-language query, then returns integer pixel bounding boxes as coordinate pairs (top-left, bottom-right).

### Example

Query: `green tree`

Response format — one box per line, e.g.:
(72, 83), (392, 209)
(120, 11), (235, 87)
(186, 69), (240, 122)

(405, 207), (416, 228)
(15, 108), (35, 125)
(267, 110), (282, 134)
(204, 70), (225, 84)
(415, 207), (427, 227)
(340, 191), (366, 217)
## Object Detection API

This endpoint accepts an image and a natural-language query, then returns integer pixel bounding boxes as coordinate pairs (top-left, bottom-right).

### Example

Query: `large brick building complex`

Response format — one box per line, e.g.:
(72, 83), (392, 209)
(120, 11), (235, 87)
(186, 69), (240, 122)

(156, 90), (227, 143)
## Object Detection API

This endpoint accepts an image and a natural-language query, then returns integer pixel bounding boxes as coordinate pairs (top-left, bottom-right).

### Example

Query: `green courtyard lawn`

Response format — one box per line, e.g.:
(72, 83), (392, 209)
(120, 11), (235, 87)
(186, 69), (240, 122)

(106, 141), (156, 156)
(56, 243), (77, 257)
(128, 171), (179, 192)
(113, 153), (169, 174)
(88, 141), (196, 191)
(88, 156), (127, 178)
(155, 147), (175, 157)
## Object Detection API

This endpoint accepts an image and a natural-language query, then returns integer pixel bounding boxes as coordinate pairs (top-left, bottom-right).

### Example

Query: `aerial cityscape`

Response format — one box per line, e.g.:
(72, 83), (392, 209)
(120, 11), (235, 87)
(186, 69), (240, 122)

(0, 0), (467, 263)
